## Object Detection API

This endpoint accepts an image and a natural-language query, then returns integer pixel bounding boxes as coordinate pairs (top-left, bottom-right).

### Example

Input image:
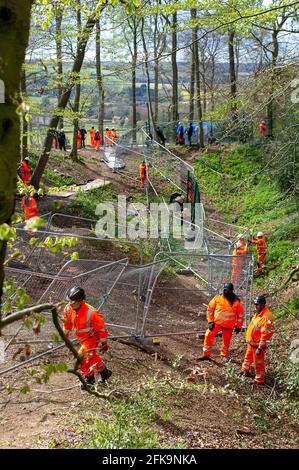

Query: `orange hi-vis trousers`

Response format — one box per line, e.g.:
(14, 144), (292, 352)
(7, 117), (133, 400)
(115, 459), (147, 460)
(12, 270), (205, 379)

(257, 253), (266, 273)
(241, 344), (266, 383)
(203, 324), (234, 358)
(78, 337), (105, 377)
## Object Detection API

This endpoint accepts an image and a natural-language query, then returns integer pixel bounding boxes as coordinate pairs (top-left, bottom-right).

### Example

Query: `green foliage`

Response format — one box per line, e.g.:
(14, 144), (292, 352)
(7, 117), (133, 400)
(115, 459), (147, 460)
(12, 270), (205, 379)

(71, 186), (117, 219)
(29, 235), (78, 254)
(44, 169), (75, 188)
(0, 224), (16, 241)
(33, 363), (68, 385)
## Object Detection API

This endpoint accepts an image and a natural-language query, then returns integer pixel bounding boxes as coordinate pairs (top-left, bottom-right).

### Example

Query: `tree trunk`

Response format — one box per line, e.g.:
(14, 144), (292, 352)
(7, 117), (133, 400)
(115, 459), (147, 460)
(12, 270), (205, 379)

(153, 14), (159, 124)
(192, 9), (204, 147)
(31, 15), (97, 189)
(55, 2), (64, 129)
(267, 28), (279, 138)
(228, 30), (237, 120)
(0, 0), (33, 315)
(171, 12), (179, 122)
(70, 2), (82, 160)
(21, 69), (28, 160)
(96, 20), (105, 137)
(132, 24), (137, 142)
(189, 49), (195, 121)
(141, 19), (156, 138)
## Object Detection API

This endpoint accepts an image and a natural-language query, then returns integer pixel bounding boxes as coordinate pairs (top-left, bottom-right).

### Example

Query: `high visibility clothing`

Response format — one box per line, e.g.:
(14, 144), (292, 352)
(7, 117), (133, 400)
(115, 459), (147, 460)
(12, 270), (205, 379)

(19, 161), (31, 185)
(251, 236), (267, 272)
(77, 130), (82, 149)
(259, 122), (266, 137)
(231, 239), (248, 285)
(21, 195), (39, 221)
(94, 131), (102, 151)
(202, 294), (244, 358)
(105, 130), (112, 146)
(245, 306), (274, 349)
(90, 129), (96, 147)
(203, 323), (234, 358)
(242, 306), (274, 383)
(63, 301), (109, 377)
(110, 130), (117, 144)
(207, 294), (244, 329)
(140, 163), (147, 187)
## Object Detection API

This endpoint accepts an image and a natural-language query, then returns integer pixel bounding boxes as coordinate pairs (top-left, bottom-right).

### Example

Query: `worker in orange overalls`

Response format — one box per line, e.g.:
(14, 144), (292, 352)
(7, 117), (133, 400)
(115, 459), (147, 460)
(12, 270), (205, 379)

(94, 130), (102, 151)
(105, 128), (113, 146)
(249, 232), (267, 273)
(110, 128), (117, 144)
(18, 157), (31, 185)
(140, 160), (147, 188)
(259, 120), (266, 137)
(21, 194), (39, 221)
(63, 286), (112, 389)
(241, 295), (274, 385)
(90, 127), (96, 147)
(198, 282), (244, 360)
(77, 129), (82, 149)
(231, 234), (249, 286)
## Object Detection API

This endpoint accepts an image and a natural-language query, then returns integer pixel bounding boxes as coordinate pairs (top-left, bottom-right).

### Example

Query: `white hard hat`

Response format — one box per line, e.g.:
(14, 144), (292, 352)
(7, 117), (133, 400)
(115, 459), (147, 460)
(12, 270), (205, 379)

(257, 231), (264, 237)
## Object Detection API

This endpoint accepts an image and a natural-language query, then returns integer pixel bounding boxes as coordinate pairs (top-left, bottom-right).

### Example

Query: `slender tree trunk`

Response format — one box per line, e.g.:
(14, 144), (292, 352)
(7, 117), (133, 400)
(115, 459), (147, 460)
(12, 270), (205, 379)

(70, 2), (82, 160)
(0, 0), (33, 314)
(228, 30), (237, 120)
(153, 14), (159, 124)
(141, 19), (156, 138)
(189, 43), (195, 121)
(55, 2), (63, 129)
(132, 25), (137, 142)
(21, 69), (28, 160)
(171, 12), (179, 122)
(96, 20), (105, 137)
(192, 9), (204, 147)
(31, 15), (97, 189)
(210, 55), (215, 111)
(267, 28), (279, 138)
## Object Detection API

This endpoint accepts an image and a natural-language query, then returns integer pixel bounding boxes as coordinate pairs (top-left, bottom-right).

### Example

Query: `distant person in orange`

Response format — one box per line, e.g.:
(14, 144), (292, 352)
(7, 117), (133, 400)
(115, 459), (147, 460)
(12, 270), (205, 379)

(90, 127), (96, 147)
(94, 130), (102, 151)
(22, 194), (39, 221)
(105, 128), (112, 146)
(231, 234), (249, 286)
(77, 129), (82, 149)
(18, 157), (31, 185)
(249, 232), (267, 273)
(111, 128), (117, 144)
(140, 160), (147, 188)
(259, 120), (266, 137)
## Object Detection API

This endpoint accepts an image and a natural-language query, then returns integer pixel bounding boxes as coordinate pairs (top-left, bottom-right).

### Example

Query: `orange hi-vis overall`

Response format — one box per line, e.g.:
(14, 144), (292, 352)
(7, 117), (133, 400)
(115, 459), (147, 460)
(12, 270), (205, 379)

(231, 240), (248, 285)
(90, 129), (96, 147)
(110, 130), (117, 144)
(77, 130), (82, 149)
(242, 307), (274, 383)
(251, 236), (267, 273)
(19, 161), (31, 185)
(63, 302), (109, 377)
(203, 294), (244, 358)
(140, 163), (147, 187)
(21, 196), (39, 221)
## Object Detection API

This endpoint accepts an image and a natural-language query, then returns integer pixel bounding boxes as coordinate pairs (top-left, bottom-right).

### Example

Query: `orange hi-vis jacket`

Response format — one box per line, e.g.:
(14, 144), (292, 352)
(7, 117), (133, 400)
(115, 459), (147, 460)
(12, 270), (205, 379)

(207, 294), (244, 329)
(63, 302), (108, 344)
(22, 196), (39, 221)
(19, 161), (31, 185)
(232, 239), (248, 259)
(251, 236), (267, 254)
(140, 163), (147, 180)
(246, 306), (274, 349)
(111, 130), (117, 143)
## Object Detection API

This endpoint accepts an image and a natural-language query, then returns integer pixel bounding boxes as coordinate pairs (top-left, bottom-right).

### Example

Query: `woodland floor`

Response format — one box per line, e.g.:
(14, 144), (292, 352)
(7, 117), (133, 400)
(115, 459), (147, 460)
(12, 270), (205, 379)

(0, 146), (298, 449)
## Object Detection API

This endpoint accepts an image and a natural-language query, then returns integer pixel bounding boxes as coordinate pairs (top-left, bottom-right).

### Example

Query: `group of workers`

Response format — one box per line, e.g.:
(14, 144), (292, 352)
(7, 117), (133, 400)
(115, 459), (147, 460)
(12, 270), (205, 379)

(63, 281), (274, 390)
(18, 157), (39, 221)
(231, 232), (267, 283)
(89, 127), (117, 151)
(199, 282), (274, 386)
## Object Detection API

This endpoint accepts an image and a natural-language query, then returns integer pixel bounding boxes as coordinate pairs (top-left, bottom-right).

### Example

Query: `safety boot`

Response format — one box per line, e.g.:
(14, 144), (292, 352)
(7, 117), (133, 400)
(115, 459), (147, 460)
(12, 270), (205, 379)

(248, 380), (264, 386)
(98, 367), (112, 385)
(81, 375), (95, 391)
(197, 356), (210, 361)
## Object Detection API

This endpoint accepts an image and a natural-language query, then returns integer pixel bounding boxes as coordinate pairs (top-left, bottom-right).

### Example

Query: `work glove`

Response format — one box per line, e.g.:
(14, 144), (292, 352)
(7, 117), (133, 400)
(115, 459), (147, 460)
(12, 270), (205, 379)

(234, 326), (241, 335)
(256, 348), (262, 356)
(100, 341), (108, 352)
(208, 322), (215, 331)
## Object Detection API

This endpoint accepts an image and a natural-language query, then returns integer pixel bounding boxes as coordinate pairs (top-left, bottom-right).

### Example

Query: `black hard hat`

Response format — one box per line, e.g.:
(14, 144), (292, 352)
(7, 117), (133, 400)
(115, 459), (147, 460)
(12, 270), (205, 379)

(66, 286), (86, 302)
(253, 295), (266, 305)
(224, 282), (234, 291)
